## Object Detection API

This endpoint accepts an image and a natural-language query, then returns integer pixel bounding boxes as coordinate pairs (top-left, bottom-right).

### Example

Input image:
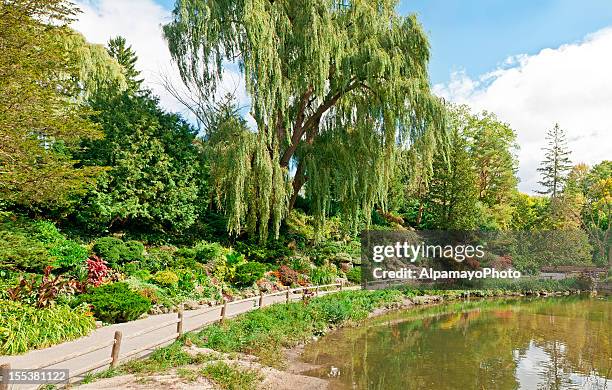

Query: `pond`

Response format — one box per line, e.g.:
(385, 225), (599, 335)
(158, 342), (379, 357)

(300, 295), (611, 390)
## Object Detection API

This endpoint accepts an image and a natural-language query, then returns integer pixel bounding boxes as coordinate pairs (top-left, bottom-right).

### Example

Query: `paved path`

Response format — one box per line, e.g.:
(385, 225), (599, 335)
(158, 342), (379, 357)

(1, 286), (359, 389)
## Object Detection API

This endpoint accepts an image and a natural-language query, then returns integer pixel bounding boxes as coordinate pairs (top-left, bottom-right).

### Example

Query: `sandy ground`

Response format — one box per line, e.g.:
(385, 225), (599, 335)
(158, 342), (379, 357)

(77, 345), (329, 390)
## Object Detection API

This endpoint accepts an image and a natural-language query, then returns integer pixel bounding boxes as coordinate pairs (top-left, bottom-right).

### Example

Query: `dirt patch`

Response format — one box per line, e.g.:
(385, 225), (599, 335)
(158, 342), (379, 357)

(77, 346), (328, 390)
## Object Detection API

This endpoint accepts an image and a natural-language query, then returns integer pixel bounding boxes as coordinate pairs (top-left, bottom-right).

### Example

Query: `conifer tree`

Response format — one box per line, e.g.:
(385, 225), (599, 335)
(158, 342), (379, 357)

(537, 123), (572, 197)
(107, 36), (143, 92)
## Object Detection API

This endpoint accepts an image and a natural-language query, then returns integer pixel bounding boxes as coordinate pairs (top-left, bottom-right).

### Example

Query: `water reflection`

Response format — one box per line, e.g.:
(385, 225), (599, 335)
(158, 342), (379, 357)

(301, 296), (611, 390)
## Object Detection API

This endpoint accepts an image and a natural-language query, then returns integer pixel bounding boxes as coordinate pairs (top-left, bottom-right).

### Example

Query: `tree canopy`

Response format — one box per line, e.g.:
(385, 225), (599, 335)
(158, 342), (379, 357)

(163, 0), (444, 239)
(0, 0), (125, 209)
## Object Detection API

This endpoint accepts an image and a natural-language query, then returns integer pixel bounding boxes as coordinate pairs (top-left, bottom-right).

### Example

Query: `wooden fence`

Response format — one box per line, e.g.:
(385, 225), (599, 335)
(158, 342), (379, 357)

(0, 283), (344, 389)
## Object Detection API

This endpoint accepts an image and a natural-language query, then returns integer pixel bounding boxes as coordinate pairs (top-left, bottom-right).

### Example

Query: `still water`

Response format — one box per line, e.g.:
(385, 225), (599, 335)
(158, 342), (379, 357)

(301, 295), (611, 390)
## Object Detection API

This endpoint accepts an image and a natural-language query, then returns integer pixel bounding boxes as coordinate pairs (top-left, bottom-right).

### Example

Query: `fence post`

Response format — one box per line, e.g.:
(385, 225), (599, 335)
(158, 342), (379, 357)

(110, 331), (123, 369)
(258, 292), (264, 307)
(177, 309), (184, 338)
(315, 286), (319, 296)
(219, 300), (227, 324)
(302, 288), (306, 301)
(0, 363), (10, 390)
(286, 287), (290, 303)
(340, 281), (343, 291)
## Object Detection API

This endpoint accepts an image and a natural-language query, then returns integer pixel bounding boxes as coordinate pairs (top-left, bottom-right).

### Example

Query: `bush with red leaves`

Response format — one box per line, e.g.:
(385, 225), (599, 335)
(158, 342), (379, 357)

(490, 255), (513, 270)
(87, 255), (109, 287)
(278, 265), (301, 286)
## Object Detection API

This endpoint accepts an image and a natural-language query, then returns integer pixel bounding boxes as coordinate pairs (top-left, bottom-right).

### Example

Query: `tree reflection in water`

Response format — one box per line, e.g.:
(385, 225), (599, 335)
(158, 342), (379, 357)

(301, 295), (611, 390)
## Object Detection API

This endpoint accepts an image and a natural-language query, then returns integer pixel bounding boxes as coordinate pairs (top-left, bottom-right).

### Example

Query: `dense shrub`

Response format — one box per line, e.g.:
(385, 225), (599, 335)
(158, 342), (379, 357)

(124, 240), (145, 262)
(177, 269), (195, 292)
(142, 248), (175, 272)
(309, 264), (337, 285)
(92, 237), (126, 265)
(0, 299), (95, 355)
(346, 267), (362, 284)
(77, 283), (151, 323)
(153, 270), (179, 287)
(49, 240), (88, 270)
(234, 240), (293, 264)
(0, 231), (50, 271)
(30, 221), (64, 244)
(193, 241), (225, 263)
(233, 262), (266, 287)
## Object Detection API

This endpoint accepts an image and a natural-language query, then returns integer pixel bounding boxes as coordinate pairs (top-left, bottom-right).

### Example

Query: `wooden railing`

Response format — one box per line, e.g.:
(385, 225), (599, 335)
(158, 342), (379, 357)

(0, 282), (346, 389)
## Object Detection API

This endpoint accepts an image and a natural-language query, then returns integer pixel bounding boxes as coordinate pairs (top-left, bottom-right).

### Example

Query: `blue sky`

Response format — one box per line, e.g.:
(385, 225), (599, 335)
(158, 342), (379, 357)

(154, 0), (612, 85)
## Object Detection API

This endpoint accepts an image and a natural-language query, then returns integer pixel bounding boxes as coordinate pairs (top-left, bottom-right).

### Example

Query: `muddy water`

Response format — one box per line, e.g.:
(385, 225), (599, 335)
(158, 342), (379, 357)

(301, 295), (611, 389)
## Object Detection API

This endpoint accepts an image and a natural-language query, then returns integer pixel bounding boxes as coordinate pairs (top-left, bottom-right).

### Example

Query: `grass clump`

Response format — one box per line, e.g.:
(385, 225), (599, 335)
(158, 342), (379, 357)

(200, 361), (260, 390)
(0, 300), (95, 355)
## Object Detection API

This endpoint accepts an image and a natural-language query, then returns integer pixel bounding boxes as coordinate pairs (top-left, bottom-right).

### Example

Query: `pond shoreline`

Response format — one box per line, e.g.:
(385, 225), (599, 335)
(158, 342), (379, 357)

(283, 288), (588, 385)
(77, 286), (594, 389)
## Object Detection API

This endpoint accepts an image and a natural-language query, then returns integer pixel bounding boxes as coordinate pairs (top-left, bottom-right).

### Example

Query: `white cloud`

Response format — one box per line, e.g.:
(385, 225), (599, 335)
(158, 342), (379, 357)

(72, 0), (249, 126)
(434, 27), (612, 194)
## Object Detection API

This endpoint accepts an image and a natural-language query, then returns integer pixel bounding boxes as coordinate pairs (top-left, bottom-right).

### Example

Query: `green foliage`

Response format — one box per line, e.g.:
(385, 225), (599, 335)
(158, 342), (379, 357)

(0, 231), (51, 271)
(193, 241), (226, 263)
(143, 248), (175, 272)
(153, 270), (180, 287)
(124, 240), (145, 262)
(49, 240), (88, 270)
(0, 1), (124, 209)
(426, 109), (481, 229)
(507, 230), (593, 274)
(233, 262), (266, 287)
(177, 270), (196, 292)
(188, 290), (402, 364)
(92, 237), (126, 265)
(537, 123), (572, 197)
(77, 283), (151, 323)
(0, 300), (95, 355)
(200, 361), (260, 390)
(165, 1), (444, 239)
(77, 88), (204, 234)
(234, 240), (293, 264)
(309, 264), (337, 285)
(107, 36), (143, 92)
(346, 267), (362, 284)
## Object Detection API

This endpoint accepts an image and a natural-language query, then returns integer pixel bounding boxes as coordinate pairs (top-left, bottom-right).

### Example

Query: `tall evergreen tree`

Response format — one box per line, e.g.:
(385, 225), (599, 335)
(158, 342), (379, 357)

(426, 112), (480, 230)
(107, 36), (143, 92)
(163, 0), (444, 239)
(537, 123), (572, 197)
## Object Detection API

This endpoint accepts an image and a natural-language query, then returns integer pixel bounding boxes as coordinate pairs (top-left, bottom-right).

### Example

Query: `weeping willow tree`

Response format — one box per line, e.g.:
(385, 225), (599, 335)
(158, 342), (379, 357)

(164, 0), (444, 238)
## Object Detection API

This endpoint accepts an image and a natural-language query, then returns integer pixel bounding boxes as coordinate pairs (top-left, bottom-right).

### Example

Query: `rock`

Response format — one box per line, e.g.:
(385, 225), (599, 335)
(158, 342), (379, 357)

(149, 305), (165, 315)
(182, 300), (200, 310)
(257, 279), (276, 292)
(95, 321), (103, 328)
